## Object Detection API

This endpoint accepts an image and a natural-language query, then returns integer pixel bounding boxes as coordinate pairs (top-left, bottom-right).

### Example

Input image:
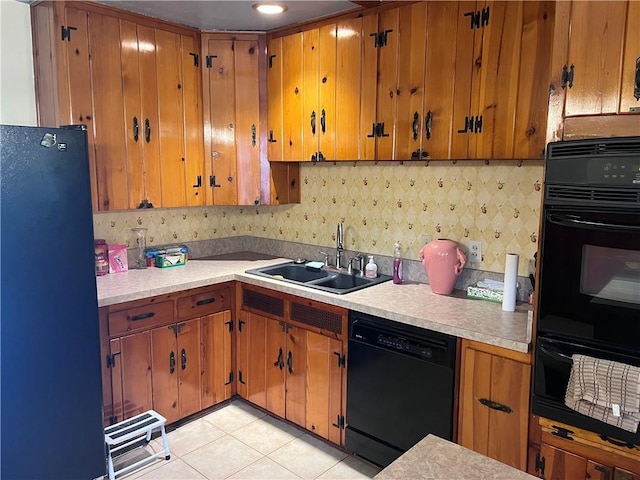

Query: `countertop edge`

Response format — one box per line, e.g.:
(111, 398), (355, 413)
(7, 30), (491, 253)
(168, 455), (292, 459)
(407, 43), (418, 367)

(97, 260), (531, 354)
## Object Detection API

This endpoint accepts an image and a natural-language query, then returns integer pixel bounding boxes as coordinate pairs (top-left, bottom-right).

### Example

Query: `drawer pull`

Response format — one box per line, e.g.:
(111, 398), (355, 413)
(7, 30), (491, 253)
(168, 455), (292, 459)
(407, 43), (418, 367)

(131, 312), (155, 321)
(169, 351), (175, 374)
(196, 298), (215, 306)
(181, 348), (187, 371)
(478, 398), (512, 413)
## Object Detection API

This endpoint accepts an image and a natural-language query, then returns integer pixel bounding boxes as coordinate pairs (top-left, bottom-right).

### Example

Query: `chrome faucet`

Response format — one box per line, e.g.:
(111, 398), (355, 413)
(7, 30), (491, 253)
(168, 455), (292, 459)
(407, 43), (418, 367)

(336, 222), (344, 270)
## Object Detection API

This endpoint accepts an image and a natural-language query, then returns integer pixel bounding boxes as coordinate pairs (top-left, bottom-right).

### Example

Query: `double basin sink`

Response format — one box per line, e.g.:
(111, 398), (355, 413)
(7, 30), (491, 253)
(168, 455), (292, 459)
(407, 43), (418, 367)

(245, 261), (392, 294)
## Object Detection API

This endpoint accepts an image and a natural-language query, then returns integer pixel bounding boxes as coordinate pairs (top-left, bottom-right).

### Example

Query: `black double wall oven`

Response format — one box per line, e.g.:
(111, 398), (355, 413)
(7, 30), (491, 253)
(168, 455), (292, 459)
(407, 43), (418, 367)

(533, 136), (640, 446)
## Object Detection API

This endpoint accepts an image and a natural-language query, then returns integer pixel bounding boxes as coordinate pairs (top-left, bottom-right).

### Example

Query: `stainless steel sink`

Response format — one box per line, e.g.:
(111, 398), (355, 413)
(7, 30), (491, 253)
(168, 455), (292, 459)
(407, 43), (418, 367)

(245, 261), (392, 294)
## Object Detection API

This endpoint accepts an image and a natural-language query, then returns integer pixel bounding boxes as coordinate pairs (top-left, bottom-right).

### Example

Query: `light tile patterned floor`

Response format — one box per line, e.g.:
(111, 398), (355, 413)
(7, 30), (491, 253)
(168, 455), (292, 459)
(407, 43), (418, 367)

(114, 400), (380, 480)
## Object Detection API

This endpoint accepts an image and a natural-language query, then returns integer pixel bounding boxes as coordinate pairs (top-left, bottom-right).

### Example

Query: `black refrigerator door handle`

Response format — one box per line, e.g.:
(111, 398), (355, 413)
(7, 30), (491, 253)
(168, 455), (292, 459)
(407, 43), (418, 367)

(547, 214), (640, 232)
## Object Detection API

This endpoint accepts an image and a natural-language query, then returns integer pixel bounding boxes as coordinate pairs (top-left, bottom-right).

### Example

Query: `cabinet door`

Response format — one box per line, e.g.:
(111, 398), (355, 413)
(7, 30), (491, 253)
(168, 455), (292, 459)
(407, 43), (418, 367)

(360, 9), (399, 160)
(282, 33), (304, 161)
(32, 5), (99, 209)
(201, 310), (233, 408)
(177, 318), (202, 419)
(539, 444), (587, 480)
(587, 461), (614, 480)
(112, 332), (153, 422)
(615, 467), (640, 480)
(87, 12), (129, 211)
(150, 324), (179, 423)
(334, 17), (363, 161)
(394, 2), (427, 161)
(234, 39), (261, 206)
(564, 2), (627, 117)
(423, 1), (469, 160)
(305, 332), (344, 445)
(266, 319), (286, 418)
(267, 37), (283, 162)
(285, 325), (307, 428)
(459, 344), (531, 470)
(181, 34), (205, 207)
(236, 311), (268, 409)
(156, 29), (187, 208)
(471, 1), (525, 159)
(120, 21), (161, 209)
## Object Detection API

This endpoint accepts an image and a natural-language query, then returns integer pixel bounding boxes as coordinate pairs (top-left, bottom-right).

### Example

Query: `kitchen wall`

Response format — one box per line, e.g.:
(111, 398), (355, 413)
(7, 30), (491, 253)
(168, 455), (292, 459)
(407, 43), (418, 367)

(93, 159), (544, 277)
(0, 0), (37, 126)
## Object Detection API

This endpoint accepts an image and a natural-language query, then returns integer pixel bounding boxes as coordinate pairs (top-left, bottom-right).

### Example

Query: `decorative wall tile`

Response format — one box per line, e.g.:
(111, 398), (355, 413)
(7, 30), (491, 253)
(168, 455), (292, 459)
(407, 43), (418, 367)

(93, 161), (544, 276)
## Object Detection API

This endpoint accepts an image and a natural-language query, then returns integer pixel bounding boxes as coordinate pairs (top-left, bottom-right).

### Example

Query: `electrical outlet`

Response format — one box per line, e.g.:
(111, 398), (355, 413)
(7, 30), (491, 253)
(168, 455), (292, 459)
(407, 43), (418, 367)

(469, 240), (482, 262)
(420, 234), (432, 246)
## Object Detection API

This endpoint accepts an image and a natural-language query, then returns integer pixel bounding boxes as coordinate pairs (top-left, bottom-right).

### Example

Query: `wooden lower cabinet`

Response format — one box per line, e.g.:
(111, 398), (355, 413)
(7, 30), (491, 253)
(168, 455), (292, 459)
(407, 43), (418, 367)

(458, 339), (531, 471)
(529, 417), (640, 479)
(109, 332), (153, 422)
(102, 283), (233, 425)
(237, 284), (347, 445)
(150, 318), (202, 424)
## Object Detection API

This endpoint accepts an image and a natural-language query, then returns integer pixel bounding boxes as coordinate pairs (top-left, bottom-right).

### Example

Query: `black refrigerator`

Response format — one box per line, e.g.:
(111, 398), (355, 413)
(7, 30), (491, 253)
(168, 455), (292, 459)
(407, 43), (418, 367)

(1, 124), (105, 479)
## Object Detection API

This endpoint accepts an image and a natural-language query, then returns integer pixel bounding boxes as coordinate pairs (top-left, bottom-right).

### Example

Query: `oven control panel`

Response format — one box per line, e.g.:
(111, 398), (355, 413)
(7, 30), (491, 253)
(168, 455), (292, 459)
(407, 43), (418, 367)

(590, 159), (640, 185)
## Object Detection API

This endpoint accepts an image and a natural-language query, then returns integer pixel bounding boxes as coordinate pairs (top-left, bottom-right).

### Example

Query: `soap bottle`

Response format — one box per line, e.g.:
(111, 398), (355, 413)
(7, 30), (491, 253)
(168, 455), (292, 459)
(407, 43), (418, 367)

(365, 255), (378, 278)
(393, 241), (403, 284)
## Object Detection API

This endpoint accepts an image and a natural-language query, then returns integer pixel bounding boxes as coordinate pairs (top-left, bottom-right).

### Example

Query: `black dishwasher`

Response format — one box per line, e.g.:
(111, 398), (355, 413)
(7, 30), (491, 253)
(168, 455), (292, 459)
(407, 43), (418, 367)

(345, 311), (457, 467)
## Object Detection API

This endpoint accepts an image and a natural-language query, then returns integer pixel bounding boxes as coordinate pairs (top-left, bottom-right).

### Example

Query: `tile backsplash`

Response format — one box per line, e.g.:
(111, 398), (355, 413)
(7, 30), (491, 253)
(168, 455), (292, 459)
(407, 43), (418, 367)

(93, 160), (544, 277)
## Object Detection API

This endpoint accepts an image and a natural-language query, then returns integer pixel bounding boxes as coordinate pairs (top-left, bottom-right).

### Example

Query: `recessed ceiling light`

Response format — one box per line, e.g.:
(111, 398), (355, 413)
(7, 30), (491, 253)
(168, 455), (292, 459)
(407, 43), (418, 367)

(252, 2), (288, 15)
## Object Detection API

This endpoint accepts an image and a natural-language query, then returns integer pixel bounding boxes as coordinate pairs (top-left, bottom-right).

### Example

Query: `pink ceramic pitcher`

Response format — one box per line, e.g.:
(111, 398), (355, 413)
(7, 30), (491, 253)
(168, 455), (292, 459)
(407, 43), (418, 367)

(418, 239), (467, 294)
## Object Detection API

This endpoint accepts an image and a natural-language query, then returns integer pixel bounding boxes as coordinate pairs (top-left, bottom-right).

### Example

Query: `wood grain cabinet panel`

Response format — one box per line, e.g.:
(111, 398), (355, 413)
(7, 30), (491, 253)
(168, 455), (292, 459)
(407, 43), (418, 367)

(236, 310), (268, 409)
(458, 339), (531, 471)
(546, 1), (640, 142)
(201, 311), (233, 408)
(31, 1), (204, 211)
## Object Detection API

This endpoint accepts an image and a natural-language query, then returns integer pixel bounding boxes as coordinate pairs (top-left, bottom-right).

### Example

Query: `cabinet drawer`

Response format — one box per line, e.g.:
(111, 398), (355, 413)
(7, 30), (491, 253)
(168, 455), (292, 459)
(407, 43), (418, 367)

(109, 301), (174, 336)
(177, 285), (231, 320)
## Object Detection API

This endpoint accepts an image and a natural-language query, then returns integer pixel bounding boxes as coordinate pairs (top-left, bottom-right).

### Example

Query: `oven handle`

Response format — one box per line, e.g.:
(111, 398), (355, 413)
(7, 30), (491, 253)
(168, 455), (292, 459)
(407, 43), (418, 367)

(547, 214), (640, 232)
(539, 343), (573, 362)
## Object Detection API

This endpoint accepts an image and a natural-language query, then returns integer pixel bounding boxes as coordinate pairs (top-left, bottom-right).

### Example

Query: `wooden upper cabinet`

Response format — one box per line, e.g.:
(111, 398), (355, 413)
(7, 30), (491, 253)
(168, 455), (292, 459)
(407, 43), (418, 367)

(281, 33), (305, 161)
(267, 37), (284, 162)
(360, 9), (399, 161)
(547, 1), (639, 142)
(202, 35), (262, 206)
(334, 17), (363, 161)
(31, 1), (204, 211)
(120, 21), (161, 209)
(394, 3), (428, 161)
(460, 1), (553, 160)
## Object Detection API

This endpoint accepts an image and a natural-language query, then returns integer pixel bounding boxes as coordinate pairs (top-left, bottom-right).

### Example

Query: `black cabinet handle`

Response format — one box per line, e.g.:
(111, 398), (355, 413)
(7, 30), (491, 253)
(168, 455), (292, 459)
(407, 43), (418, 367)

(196, 297), (215, 306)
(251, 124), (257, 147)
(634, 56), (640, 101)
(478, 398), (513, 413)
(274, 347), (284, 370)
(131, 312), (155, 321)
(181, 348), (186, 371)
(412, 112), (419, 140)
(425, 110), (433, 140)
(567, 64), (574, 89)
(133, 116), (139, 142)
(367, 122), (377, 138)
(224, 371), (234, 385)
(144, 118), (151, 143)
(192, 175), (202, 188)
(169, 351), (175, 374)
(599, 434), (635, 449)
(311, 110), (316, 135)
(320, 109), (326, 133)
(287, 350), (293, 374)
(594, 464), (611, 480)
(268, 130), (277, 143)
(238, 371), (246, 384)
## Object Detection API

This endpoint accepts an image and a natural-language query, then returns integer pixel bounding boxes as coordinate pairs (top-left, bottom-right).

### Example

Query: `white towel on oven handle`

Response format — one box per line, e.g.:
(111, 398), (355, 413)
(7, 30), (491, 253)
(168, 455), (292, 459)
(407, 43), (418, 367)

(565, 354), (640, 433)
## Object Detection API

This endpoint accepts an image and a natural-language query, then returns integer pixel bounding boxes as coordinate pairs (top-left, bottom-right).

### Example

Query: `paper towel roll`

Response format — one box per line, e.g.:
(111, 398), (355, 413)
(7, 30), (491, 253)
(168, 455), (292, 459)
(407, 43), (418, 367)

(502, 253), (519, 312)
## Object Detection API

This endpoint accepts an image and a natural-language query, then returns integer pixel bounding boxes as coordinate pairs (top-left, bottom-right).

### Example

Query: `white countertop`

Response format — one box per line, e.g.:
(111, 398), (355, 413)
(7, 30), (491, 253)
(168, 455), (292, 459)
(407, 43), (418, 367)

(375, 435), (536, 479)
(97, 258), (532, 353)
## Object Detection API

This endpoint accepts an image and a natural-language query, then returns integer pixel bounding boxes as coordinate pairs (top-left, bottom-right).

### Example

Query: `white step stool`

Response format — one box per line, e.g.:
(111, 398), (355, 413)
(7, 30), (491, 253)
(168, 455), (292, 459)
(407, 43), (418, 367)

(104, 410), (170, 480)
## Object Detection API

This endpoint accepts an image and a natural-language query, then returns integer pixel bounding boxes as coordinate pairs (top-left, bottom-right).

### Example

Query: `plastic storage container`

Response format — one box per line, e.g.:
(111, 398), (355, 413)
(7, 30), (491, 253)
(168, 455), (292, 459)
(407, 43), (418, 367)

(94, 239), (109, 276)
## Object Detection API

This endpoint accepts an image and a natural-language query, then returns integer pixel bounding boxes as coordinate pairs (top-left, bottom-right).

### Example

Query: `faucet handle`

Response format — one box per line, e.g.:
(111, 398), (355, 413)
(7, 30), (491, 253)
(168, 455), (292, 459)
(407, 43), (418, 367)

(318, 251), (329, 266)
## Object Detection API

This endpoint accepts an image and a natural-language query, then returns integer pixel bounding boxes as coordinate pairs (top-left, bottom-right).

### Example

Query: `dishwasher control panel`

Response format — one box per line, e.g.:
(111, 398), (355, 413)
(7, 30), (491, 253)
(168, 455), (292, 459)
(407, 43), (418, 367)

(350, 317), (454, 365)
(377, 334), (433, 359)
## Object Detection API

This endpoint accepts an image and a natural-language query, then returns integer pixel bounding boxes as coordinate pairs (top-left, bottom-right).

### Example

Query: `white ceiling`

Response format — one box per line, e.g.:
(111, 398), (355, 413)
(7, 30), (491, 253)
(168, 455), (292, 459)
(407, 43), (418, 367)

(92, 1), (362, 32)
